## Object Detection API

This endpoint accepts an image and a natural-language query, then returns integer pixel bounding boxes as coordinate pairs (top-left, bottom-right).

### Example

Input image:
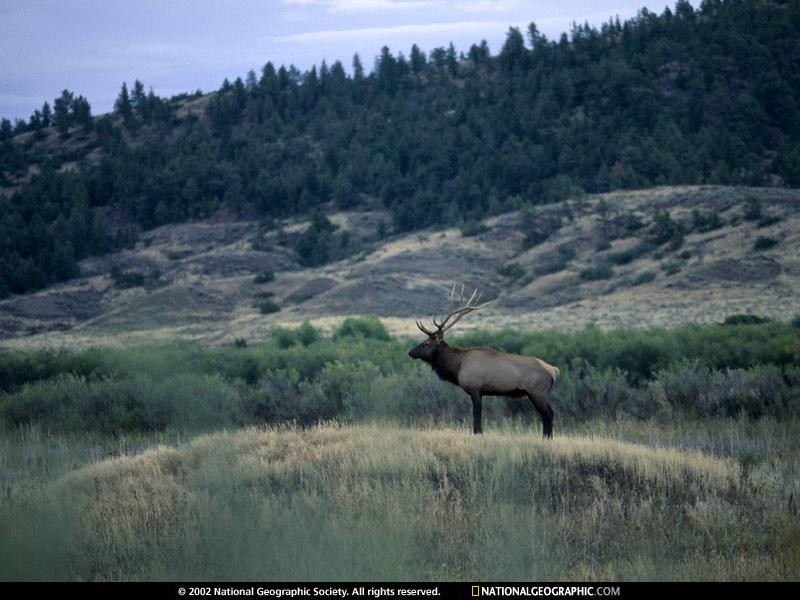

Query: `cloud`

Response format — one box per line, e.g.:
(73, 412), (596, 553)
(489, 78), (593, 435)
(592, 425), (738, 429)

(457, 0), (525, 12)
(281, 0), (435, 12)
(276, 20), (508, 42)
(280, 0), (524, 13)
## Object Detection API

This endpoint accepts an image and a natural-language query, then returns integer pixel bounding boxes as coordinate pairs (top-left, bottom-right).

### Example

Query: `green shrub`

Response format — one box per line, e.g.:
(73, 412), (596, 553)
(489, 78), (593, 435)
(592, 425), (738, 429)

(308, 360), (383, 421)
(333, 316), (390, 341)
(692, 209), (723, 232)
(579, 262), (614, 281)
(754, 236), (778, 250)
(498, 262), (526, 280)
(110, 265), (145, 288)
(153, 373), (243, 430)
(609, 242), (654, 265)
(757, 215), (782, 228)
(650, 211), (685, 248)
(271, 327), (298, 349)
(2, 320), (798, 434)
(536, 244), (577, 275)
(743, 197), (762, 221)
(595, 239), (611, 251)
(623, 212), (645, 232)
(552, 362), (635, 419)
(242, 368), (306, 424)
(258, 300), (281, 314)
(652, 361), (796, 419)
(0, 374), (241, 434)
(539, 261), (568, 275)
(704, 366), (791, 418)
(460, 220), (490, 237)
(520, 207), (561, 248)
(0, 374), (163, 434)
(661, 260), (683, 275)
(557, 245), (576, 261)
(631, 271), (656, 286)
(254, 271), (274, 284)
(723, 314), (770, 326)
(0, 348), (111, 393)
(297, 321), (321, 346)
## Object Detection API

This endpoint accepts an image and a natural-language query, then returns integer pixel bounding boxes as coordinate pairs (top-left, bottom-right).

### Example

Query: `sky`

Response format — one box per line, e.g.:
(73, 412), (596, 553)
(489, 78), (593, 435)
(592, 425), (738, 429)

(1, 0), (681, 122)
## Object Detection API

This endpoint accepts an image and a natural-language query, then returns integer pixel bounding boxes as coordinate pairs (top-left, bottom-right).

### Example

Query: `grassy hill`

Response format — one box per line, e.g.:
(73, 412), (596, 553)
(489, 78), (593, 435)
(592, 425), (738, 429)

(1, 422), (798, 581)
(1, 185), (798, 349)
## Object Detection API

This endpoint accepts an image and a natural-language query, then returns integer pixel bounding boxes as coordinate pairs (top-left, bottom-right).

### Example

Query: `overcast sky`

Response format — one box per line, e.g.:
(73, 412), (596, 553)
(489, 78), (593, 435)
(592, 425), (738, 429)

(1, 0), (681, 122)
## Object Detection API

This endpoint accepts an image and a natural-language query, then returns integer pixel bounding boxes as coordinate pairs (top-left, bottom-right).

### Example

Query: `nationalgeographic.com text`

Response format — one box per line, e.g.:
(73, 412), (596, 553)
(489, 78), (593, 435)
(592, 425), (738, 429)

(474, 586), (621, 597)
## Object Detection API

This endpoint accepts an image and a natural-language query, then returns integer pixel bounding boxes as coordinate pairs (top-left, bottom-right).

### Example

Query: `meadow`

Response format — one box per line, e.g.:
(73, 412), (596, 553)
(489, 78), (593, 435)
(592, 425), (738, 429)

(1, 318), (799, 581)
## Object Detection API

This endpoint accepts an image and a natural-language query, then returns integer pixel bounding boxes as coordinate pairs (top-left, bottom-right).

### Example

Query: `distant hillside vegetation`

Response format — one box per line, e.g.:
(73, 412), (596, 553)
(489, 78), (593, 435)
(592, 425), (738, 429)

(1, 0), (799, 297)
(2, 186), (799, 348)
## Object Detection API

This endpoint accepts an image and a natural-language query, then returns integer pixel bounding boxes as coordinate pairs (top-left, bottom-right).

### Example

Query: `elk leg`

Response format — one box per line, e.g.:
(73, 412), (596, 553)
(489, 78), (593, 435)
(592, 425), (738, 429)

(469, 391), (483, 435)
(527, 393), (554, 439)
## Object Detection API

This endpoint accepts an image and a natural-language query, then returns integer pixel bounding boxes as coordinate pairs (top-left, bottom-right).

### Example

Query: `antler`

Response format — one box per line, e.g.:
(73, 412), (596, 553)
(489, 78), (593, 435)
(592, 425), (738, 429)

(415, 319), (438, 336)
(416, 283), (493, 336)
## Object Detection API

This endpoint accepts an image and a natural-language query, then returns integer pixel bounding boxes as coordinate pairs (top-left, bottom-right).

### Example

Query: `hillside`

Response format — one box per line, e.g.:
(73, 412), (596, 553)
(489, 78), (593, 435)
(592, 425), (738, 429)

(2, 0), (800, 301)
(1, 185), (798, 349)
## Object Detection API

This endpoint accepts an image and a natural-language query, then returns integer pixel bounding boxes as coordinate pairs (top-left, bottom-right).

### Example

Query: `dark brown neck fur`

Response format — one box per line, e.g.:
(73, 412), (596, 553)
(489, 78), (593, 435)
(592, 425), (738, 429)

(426, 341), (463, 385)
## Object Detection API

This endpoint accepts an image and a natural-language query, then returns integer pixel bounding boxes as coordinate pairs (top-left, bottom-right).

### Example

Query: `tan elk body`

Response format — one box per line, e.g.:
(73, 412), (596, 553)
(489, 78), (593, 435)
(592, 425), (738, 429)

(409, 287), (559, 437)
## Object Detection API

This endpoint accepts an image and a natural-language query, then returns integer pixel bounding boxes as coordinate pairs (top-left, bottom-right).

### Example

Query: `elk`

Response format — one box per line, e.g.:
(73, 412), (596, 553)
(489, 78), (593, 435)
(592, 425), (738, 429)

(408, 286), (559, 437)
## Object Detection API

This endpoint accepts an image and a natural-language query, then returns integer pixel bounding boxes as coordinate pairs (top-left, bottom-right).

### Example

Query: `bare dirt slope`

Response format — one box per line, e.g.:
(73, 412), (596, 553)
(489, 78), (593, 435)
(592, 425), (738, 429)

(2, 185), (799, 349)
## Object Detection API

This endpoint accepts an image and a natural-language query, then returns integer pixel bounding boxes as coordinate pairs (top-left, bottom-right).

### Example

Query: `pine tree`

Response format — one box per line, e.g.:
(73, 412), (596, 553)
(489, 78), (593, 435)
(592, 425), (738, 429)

(376, 47), (399, 95)
(53, 89), (74, 136)
(410, 44), (426, 74)
(352, 53), (364, 81)
(131, 80), (146, 112)
(301, 66), (319, 111)
(245, 70), (258, 95)
(0, 118), (12, 140)
(295, 211), (336, 266)
(50, 240), (80, 281)
(89, 211), (110, 255)
(468, 44), (483, 66)
(260, 62), (280, 100)
(41, 101), (52, 127)
(29, 109), (43, 130)
(13, 119), (28, 135)
(500, 27), (527, 71)
(72, 95), (93, 132)
(446, 42), (458, 75)
(233, 77), (247, 109)
(115, 82), (135, 129)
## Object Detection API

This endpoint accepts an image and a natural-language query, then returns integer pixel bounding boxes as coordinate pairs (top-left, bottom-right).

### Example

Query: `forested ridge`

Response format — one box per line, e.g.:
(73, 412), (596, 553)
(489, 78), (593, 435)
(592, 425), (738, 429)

(1, 0), (799, 297)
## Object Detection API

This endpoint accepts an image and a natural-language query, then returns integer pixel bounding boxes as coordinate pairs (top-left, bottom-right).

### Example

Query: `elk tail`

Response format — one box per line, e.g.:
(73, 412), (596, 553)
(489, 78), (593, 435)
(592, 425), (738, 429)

(548, 366), (561, 392)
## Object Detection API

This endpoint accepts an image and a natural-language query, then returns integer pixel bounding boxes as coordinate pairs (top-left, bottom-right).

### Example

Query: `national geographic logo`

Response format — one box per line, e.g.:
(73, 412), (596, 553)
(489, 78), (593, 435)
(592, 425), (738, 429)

(470, 587), (620, 597)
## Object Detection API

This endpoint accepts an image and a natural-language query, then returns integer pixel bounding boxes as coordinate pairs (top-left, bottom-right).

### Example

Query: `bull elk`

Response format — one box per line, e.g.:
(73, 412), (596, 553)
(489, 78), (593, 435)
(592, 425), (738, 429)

(408, 286), (560, 437)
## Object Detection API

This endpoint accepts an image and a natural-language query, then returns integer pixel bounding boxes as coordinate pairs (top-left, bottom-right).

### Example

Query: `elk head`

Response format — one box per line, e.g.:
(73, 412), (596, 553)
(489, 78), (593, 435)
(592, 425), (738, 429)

(408, 284), (492, 361)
